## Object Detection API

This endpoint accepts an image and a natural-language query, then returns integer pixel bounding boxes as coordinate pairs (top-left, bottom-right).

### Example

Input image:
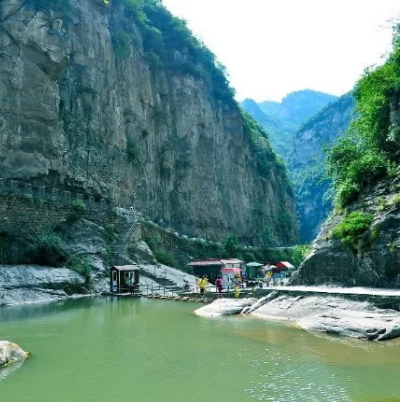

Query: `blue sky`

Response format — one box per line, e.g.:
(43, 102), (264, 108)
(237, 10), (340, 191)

(162, 0), (400, 101)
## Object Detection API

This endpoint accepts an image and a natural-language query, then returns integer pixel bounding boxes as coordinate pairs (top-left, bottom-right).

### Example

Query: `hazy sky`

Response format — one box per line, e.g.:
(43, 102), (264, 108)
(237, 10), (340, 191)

(162, 0), (400, 102)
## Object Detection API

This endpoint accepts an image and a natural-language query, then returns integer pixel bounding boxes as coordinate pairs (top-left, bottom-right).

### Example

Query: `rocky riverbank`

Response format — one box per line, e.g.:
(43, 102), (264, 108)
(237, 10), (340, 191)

(0, 261), (194, 307)
(0, 265), (90, 307)
(195, 290), (400, 341)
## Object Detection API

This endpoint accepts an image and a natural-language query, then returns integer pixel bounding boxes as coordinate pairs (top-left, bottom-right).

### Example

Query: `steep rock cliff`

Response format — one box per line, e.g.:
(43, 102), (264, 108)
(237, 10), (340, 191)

(0, 0), (298, 244)
(292, 173), (400, 287)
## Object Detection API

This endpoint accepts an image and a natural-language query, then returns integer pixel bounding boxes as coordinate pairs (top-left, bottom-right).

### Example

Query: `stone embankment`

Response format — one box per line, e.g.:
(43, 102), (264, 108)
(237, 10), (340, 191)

(195, 287), (400, 341)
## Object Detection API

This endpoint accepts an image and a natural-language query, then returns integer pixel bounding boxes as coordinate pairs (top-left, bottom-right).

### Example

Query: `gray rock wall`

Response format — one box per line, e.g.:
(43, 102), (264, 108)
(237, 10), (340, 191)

(0, 265), (86, 305)
(293, 175), (400, 287)
(0, 0), (297, 244)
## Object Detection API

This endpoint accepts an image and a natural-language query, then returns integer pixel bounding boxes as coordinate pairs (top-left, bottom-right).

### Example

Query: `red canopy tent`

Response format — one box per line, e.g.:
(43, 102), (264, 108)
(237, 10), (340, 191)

(276, 261), (295, 270)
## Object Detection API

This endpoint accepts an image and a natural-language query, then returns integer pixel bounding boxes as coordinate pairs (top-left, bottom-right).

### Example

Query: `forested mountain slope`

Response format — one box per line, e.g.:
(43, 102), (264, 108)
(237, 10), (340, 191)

(242, 90), (338, 160)
(289, 93), (355, 242)
(261, 89), (338, 125)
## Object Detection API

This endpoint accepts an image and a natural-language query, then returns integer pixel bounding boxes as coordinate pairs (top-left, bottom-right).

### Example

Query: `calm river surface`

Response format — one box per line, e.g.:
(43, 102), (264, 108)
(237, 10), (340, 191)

(1, 298), (400, 402)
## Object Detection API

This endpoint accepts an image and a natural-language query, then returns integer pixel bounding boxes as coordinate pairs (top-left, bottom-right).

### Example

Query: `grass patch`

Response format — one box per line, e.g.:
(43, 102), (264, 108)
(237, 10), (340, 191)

(73, 199), (86, 212)
(331, 212), (374, 250)
(67, 255), (92, 284)
(153, 251), (176, 267)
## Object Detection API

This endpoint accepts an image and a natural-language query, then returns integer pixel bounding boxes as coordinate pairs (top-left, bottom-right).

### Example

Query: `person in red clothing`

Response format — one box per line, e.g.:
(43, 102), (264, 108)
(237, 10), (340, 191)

(215, 275), (223, 296)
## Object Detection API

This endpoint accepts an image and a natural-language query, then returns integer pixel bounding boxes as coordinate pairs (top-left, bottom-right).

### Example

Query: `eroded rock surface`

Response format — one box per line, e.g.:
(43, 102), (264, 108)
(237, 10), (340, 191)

(251, 295), (400, 341)
(0, 265), (86, 306)
(0, 341), (29, 368)
(292, 174), (400, 287)
(198, 293), (400, 340)
(195, 298), (257, 317)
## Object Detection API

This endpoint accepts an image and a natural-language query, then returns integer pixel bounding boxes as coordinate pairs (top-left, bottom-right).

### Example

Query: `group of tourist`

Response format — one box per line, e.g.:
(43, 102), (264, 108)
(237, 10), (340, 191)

(195, 273), (244, 298)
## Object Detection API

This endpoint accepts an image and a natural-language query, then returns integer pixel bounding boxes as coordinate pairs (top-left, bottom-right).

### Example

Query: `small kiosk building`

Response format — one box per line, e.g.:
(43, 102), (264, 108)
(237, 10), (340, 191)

(187, 258), (243, 285)
(110, 265), (139, 294)
(245, 262), (263, 278)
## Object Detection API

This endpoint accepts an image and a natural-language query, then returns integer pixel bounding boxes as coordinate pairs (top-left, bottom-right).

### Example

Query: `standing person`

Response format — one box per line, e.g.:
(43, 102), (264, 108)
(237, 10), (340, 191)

(197, 275), (209, 296)
(233, 274), (242, 298)
(215, 275), (223, 296)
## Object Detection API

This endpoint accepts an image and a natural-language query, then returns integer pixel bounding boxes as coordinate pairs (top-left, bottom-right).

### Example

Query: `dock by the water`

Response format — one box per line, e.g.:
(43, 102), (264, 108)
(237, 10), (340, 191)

(103, 284), (400, 310)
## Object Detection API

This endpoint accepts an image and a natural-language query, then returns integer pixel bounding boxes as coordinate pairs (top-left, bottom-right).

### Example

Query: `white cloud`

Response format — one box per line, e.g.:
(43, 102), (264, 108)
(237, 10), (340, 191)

(162, 0), (400, 101)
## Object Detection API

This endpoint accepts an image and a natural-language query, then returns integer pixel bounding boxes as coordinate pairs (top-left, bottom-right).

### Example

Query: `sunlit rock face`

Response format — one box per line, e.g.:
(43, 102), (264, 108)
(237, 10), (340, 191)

(292, 174), (400, 288)
(0, 0), (297, 245)
(194, 298), (257, 317)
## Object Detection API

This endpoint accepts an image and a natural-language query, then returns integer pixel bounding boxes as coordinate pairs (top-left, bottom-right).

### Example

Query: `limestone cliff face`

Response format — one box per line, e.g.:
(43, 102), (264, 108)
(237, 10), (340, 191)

(292, 173), (400, 287)
(0, 0), (298, 244)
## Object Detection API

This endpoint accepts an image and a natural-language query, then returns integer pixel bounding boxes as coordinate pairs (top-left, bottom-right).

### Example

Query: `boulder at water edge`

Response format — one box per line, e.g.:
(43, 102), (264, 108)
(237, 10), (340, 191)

(194, 298), (257, 317)
(0, 341), (30, 368)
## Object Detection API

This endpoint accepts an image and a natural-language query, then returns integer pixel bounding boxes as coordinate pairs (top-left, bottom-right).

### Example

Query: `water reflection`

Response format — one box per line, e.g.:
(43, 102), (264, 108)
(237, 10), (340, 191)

(0, 298), (99, 324)
(0, 360), (25, 382)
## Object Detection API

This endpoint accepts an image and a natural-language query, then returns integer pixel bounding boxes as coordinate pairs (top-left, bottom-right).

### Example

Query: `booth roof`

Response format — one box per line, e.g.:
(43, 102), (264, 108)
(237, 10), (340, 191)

(112, 265), (139, 271)
(187, 259), (223, 266)
(220, 259), (243, 264)
(246, 262), (263, 267)
(188, 258), (243, 267)
(221, 267), (242, 273)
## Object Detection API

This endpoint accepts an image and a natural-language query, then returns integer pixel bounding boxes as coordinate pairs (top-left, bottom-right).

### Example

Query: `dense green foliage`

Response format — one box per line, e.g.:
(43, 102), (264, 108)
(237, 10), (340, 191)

(27, 231), (68, 267)
(241, 99), (296, 159)
(72, 199), (86, 213)
(111, 0), (235, 104)
(138, 223), (307, 274)
(67, 255), (92, 283)
(111, 30), (132, 58)
(327, 26), (400, 207)
(241, 111), (287, 180)
(331, 212), (373, 250)
(224, 235), (238, 257)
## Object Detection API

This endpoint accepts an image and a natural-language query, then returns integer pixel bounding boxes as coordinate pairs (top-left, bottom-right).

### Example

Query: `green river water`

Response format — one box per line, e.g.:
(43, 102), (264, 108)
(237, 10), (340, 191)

(1, 298), (400, 402)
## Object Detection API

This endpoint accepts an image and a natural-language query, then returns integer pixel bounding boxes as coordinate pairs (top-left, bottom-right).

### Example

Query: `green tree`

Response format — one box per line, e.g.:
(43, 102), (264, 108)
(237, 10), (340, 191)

(224, 235), (238, 257)
(326, 24), (400, 207)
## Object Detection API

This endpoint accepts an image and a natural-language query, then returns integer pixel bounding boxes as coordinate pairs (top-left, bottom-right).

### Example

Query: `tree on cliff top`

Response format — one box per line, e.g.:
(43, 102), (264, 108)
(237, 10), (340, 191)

(326, 23), (400, 208)
(112, 0), (236, 105)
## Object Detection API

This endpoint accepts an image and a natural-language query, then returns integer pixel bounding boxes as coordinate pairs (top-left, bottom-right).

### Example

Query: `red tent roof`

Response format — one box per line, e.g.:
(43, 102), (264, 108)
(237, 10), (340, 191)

(276, 261), (295, 269)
